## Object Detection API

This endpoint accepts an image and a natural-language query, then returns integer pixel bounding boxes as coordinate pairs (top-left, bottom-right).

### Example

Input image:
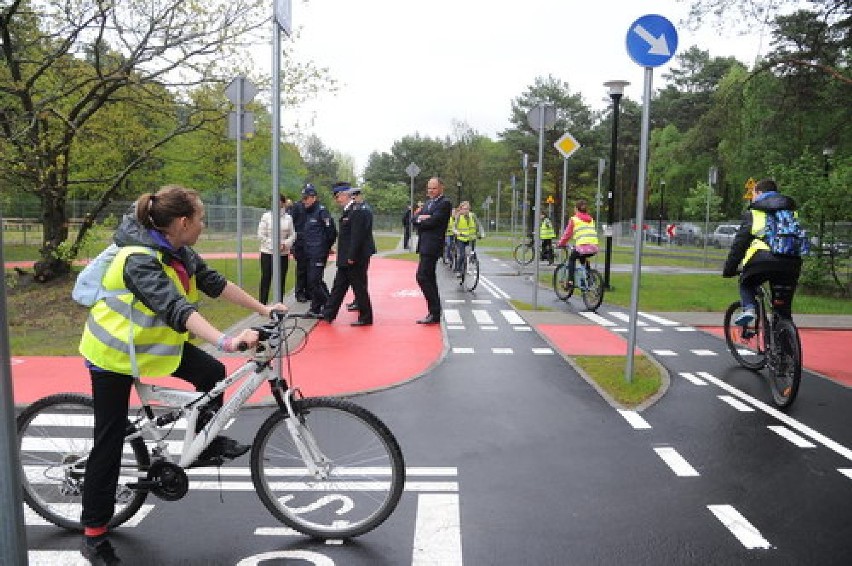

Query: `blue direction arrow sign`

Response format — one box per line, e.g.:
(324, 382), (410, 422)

(626, 14), (678, 68)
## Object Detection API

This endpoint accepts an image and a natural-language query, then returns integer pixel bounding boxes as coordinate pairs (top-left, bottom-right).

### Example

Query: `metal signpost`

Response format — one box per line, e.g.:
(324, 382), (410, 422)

(526, 103), (556, 308)
(704, 165), (718, 265)
(595, 158), (606, 228)
(225, 76), (257, 287)
(554, 131), (581, 232)
(623, 14), (678, 382)
(405, 162), (420, 251)
(0, 221), (27, 565)
(495, 179), (502, 233)
(272, 0), (292, 305)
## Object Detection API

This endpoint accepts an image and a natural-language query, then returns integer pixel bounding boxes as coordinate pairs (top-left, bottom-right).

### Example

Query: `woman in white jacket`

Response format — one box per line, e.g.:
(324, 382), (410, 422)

(257, 194), (296, 304)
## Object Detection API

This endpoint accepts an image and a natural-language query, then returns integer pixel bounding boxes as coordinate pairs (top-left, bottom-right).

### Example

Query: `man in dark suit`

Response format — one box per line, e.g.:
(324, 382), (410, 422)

(323, 182), (374, 326)
(413, 177), (453, 324)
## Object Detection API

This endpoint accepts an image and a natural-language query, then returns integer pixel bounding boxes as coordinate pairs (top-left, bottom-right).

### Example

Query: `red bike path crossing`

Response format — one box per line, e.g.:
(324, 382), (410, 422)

(8, 256), (852, 407)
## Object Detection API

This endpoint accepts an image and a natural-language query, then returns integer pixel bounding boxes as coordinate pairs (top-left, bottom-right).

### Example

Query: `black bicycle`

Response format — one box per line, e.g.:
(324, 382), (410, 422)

(723, 282), (803, 408)
(552, 247), (604, 311)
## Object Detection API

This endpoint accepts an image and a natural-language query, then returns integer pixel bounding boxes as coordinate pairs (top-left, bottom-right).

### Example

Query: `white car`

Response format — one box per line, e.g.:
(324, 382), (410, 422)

(712, 224), (739, 248)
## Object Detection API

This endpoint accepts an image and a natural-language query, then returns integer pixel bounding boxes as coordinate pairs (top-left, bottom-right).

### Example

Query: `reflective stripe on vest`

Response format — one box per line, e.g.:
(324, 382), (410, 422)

(571, 217), (599, 246)
(79, 246), (198, 377)
(540, 218), (556, 239)
(455, 214), (479, 242)
(743, 210), (770, 265)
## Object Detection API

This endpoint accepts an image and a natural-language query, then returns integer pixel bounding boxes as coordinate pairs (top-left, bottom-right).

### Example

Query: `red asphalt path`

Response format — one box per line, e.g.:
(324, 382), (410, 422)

(11, 257), (442, 406)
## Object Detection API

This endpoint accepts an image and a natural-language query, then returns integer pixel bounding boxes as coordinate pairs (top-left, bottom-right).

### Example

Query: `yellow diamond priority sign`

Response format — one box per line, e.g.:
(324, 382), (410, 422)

(554, 132), (581, 159)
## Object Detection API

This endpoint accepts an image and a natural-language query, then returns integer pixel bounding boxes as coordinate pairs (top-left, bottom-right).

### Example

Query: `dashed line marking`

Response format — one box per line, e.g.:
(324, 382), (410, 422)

(609, 311), (647, 326)
(653, 350), (678, 357)
(675, 326), (697, 332)
(679, 372), (706, 385)
(719, 395), (754, 411)
(617, 410), (652, 430)
(578, 312), (617, 326)
(839, 469), (852, 480)
(654, 447), (699, 477)
(691, 349), (718, 356)
(638, 312), (680, 326)
(531, 348), (554, 355)
(642, 327), (663, 332)
(452, 347), (474, 354)
(472, 310), (494, 325)
(447, 325), (465, 331)
(501, 310), (526, 325)
(707, 505), (772, 549)
(480, 326), (498, 331)
(767, 425), (816, 448)
(444, 310), (463, 324)
(491, 348), (513, 355)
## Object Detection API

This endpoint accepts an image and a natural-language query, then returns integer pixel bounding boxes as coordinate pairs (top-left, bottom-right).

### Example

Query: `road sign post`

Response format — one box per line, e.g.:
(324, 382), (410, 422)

(405, 162), (420, 251)
(624, 14), (678, 383)
(527, 104), (556, 309)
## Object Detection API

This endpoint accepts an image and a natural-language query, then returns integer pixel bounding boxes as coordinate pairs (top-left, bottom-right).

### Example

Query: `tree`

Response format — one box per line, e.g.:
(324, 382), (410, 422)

(0, 0), (331, 281)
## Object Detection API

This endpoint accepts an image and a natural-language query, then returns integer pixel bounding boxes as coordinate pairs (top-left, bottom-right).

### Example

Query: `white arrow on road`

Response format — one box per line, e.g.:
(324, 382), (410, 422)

(633, 24), (671, 56)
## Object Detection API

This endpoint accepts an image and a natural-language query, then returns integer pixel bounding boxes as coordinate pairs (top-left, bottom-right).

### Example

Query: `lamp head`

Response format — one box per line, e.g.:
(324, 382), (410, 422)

(604, 80), (630, 97)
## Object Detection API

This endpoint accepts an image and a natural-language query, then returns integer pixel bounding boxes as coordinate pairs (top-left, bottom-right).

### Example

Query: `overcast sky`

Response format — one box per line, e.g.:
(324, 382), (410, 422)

(276, 0), (770, 177)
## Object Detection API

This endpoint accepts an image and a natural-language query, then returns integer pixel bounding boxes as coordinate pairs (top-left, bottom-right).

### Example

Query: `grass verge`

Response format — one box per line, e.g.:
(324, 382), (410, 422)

(573, 355), (662, 407)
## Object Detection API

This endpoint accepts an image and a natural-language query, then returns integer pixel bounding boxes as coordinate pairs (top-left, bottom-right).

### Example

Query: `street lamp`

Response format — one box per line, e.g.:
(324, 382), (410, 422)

(658, 179), (665, 244)
(456, 180), (462, 204)
(603, 80), (629, 290)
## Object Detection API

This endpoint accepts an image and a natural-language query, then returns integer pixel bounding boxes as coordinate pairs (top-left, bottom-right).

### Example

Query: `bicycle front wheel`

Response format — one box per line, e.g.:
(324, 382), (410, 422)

(581, 269), (605, 311)
(251, 397), (405, 539)
(768, 319), (802, 409)
(723, 301), (767, 370)
(513, 243), (534, 266)
(462, 252), (479, 291)
(16, 393), (150, 531)
(552, 264), (574, 300)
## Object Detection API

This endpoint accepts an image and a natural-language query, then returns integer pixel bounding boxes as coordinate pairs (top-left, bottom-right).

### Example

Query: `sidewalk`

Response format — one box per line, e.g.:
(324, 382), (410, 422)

(10, 253), (852, 407)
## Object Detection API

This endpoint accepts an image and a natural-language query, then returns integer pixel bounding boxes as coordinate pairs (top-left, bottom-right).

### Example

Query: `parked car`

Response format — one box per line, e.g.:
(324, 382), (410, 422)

(711, 224), (739, 248)
(644, 228), (669, 245)
(673, 223), (702, 246)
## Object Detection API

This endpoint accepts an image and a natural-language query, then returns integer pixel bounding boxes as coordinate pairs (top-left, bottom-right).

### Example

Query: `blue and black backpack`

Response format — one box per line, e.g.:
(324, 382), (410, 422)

(764, 210), (810, 257)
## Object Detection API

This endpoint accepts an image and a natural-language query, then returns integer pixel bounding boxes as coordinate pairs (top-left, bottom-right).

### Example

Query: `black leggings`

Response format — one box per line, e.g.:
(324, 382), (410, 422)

(81, 342), (225, 528)
(259, 252), (289, 304)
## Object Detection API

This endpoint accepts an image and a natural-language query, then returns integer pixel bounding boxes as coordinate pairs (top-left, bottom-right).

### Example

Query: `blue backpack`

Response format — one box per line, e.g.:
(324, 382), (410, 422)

(72, 244), (158, 306)
(764, 210), (809, 257)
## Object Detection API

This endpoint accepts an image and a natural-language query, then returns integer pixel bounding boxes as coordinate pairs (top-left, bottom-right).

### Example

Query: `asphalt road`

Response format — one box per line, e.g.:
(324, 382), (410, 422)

(23, 252), (852, 565)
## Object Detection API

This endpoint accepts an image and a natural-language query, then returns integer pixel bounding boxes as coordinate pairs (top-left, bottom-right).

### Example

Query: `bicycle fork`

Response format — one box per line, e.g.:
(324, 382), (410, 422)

(280, 391), (332, 480)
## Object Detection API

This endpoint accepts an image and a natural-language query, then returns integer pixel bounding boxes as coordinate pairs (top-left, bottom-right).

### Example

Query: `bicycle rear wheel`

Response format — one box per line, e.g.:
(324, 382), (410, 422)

(581, 268), (604, 311)
(251, 397), (405, 539)
(552, 264), (574, 300)
(723, 301), (767, 370)
(513, 243), (534, 266)
(768, 319), (802, 408)
(462, 252), (479, 291)
(16, 393), (150, 531)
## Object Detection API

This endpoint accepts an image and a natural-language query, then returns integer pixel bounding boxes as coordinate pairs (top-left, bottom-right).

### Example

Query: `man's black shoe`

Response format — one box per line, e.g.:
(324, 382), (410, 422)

(295, 294), (309, 303)
(346, 302), (359, 311)
(304, 310), (324, 319)
(81, 537), (122, 565)
(416, 315), (440, 324)
(351, 320), (372, 327)
(198, 435), (250, 461)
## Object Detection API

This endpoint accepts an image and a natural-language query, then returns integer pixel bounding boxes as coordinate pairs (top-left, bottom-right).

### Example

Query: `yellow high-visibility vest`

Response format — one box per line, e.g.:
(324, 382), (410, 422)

(455, 213), (480, 242)
(571, 216), (598, 246)
(79, 246), (198, 377)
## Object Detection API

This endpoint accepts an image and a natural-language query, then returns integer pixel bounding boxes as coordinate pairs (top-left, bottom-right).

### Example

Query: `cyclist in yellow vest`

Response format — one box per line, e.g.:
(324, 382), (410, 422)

(723, 178), (802, 325)
(556, 199), (600, 290)
(78, 186), (286, 564)
(453, 201), (486, 276)
(539, 212), (557, 265)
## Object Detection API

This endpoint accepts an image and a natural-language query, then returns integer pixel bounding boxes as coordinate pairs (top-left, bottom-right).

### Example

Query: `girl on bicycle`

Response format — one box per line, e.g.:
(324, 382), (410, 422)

(556, 199), (600, 290)
(77, 185), (286, 564)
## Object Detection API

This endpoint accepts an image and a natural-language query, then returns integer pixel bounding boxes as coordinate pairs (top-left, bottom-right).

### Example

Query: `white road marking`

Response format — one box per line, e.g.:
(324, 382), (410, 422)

(513, 326), (532, 331)
(612, 327), (628, 333)
(691, 349), (718, 356)
(471, 299), (491, 304)
(412, 494), (463, 566)
(638, 312), (680, 326)
(609, 311), (647, 326)
(29, 552), (90, 565)
(444, 299), (466, 304)
(679, 372), (707, 385)
(698, 371), (852, 462)
(491, 348), (513, 355)
(189, 480), (460, 492)
(642, 327), (663, 332)
(654, 447), (699, 477)
(653, 350), (678, 356)
(736, 348), (757, 357)
(839, 469), (852, 480)
(579, 311), (617, 326)
(479, 275), (510, 299)
(767, 425), (816, 448)
(472, 310), (494, 325)
(501, 310), (526, 325)
(532, 348), (554, 355)
(718, 395), (754, 412)
(617, 410), (652, 430)
(452, 347), (474, 354)
(708, 505), (772, 549)
(444, 310), (463, 324)
(447, 325), (465, 331)
(480, 326), (498, 331)
(24, 503), (154, 527)
(675, 326), (697, 332)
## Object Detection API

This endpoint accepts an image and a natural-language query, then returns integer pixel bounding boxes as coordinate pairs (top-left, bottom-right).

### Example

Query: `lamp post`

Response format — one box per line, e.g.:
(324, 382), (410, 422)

(658, 179), (665, 244)
(456, 180), (462, 205)
(519, 151), (530, 237)
(603, 80), (629, 290)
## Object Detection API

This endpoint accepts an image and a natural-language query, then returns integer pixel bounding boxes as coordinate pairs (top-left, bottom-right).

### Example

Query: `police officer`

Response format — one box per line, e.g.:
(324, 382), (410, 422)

(292, 184), (337, 317)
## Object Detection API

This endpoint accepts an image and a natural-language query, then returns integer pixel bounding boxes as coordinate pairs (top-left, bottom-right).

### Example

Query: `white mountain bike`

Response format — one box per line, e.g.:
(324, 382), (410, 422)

(16, 312), (405, 539)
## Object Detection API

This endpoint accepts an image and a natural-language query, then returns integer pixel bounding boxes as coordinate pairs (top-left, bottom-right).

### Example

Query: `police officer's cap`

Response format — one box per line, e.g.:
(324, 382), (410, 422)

(301, 183), (317, 197)
(332, 181), (352, 195)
